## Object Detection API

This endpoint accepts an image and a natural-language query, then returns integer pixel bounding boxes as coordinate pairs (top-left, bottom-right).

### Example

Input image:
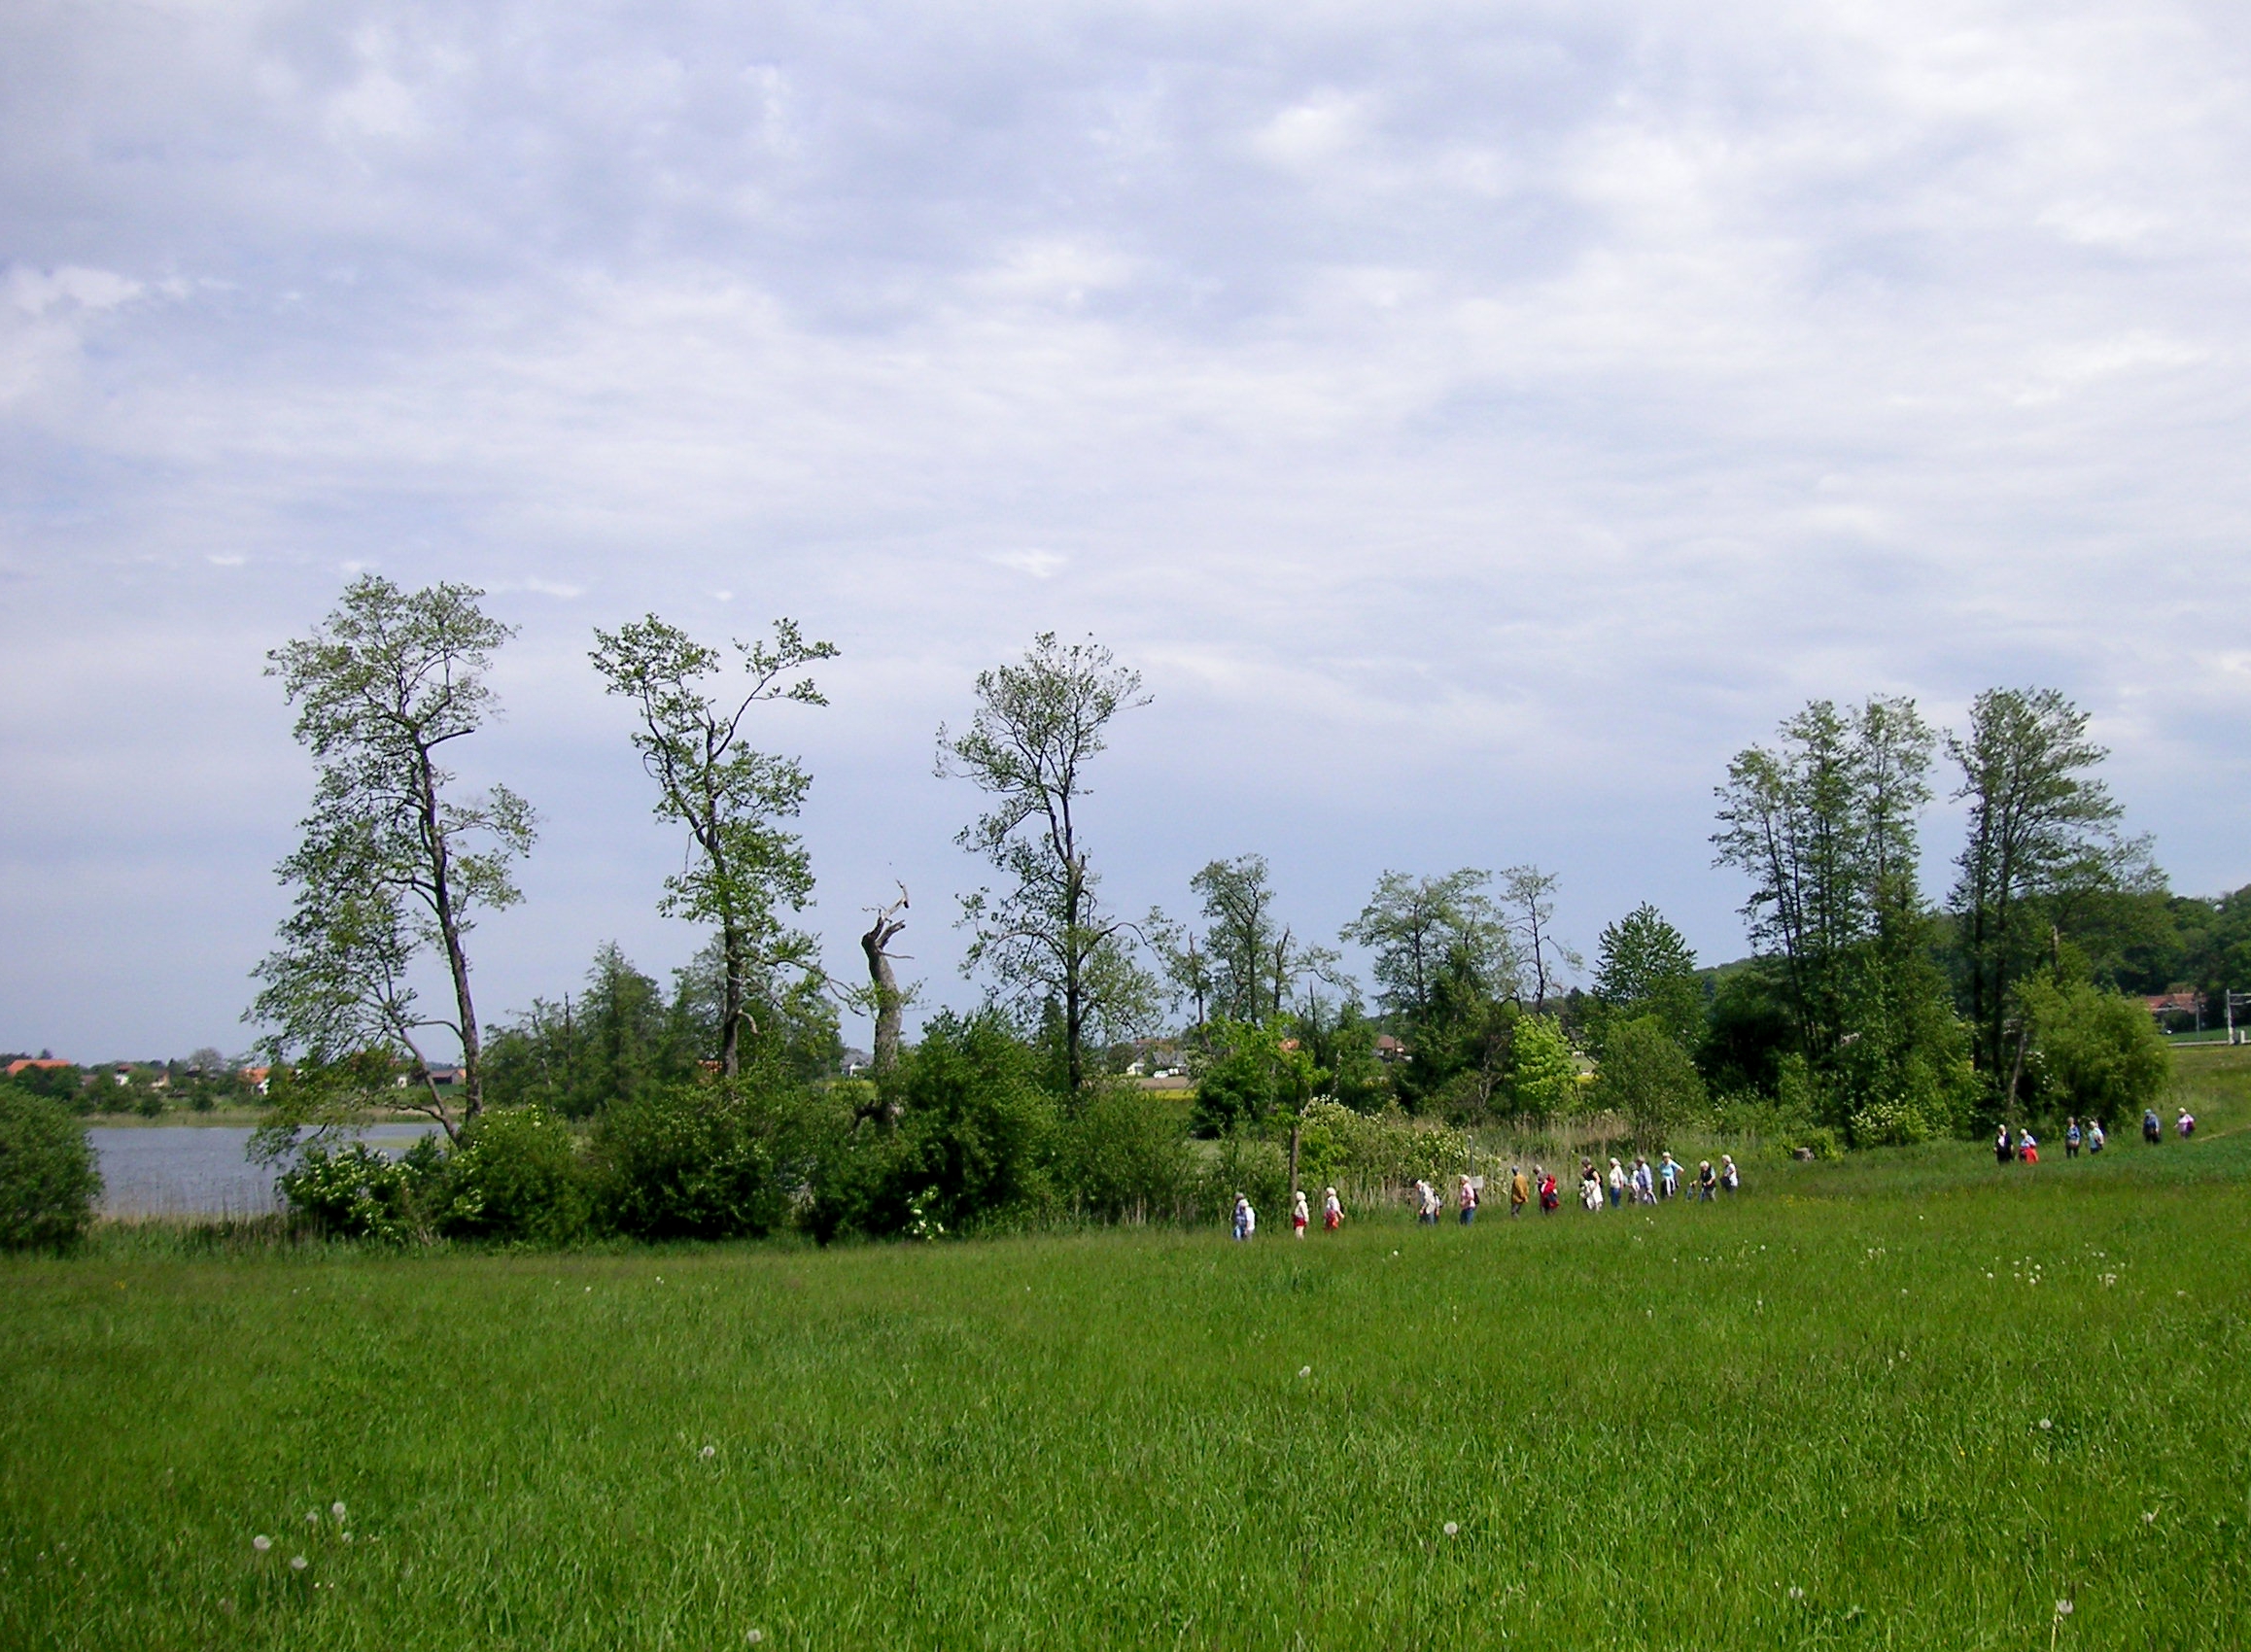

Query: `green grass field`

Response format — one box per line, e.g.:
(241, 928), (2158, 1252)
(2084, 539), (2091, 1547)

(5, 1054), (2249, 1650)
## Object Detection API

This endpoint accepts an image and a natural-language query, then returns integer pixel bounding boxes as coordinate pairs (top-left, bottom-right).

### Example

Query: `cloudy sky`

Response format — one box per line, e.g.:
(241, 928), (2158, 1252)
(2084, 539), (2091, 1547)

(4, 0), (2248, 1061)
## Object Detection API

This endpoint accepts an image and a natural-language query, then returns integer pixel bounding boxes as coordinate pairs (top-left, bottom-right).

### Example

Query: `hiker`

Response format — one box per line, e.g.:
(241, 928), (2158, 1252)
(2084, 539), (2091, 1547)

(1720, 1153), (1740, 1193)
(1323, 1187), (1343, 1233)
(1508, 1165), (1531, 1218)
(1995, 1125), (2015, 1165)
(1659, 1153), (1681, 1199)
(1579, 1163), (1603, 1212)
(2177, 1109), (2196, 1139)
(1291, 1188), (1310, 1239)
(1607, 1157), (1626, 1208)
(1458, 1174), (1479, 1226)
(1632, 1155), (1655, 1204)
(2088, 1119), (2105, 1154)
(1232, 1193), (1256, 1241)
(1696, 1160), (1717, 1201)
(2143, 1108), (2163, 1146)
(2018, 1128), (2038, 1165)
(1414, 1179), (1440, 1224)
(2065, 1117), (2081, 1159)
(1539, 1168), (1560, 1215)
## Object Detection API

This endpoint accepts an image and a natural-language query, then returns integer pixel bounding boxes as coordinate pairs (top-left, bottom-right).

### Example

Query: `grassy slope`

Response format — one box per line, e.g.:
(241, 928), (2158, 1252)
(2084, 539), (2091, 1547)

(4, 1056), (2248, 1651)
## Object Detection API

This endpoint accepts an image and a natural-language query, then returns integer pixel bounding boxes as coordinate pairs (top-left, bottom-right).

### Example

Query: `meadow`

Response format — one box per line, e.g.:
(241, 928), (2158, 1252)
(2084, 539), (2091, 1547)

(4, 1051), (2247, 1651)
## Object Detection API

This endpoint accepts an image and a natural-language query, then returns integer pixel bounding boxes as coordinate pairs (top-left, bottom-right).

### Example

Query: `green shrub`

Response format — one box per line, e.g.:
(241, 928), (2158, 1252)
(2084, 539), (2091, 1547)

(1198, 1133), (1289, 1227)
(437, 1107), (590, 1244)
(2021, 980), (2169, 1127)
(591, 1072), (817, 1241)
(811, 1013), (1056, 1241)
(0, 1087), (103, 1251)
(1058, 1086), (1195, 1222)
(1507, 1015), (1580, 1120)
(1589, 1016), (1706, 1150)
(275, 1141), (425, 1242)
(1848, 1096), (1936, 1148)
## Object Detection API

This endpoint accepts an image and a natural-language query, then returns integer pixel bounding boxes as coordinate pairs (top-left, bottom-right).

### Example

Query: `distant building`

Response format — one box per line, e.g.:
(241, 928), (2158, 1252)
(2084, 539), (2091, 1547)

(5, 1058), (71, 1079)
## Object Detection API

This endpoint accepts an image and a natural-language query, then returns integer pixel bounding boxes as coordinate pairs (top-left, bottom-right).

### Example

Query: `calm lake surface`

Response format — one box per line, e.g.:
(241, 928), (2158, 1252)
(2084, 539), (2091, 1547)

(89, 1124), (438, 1218)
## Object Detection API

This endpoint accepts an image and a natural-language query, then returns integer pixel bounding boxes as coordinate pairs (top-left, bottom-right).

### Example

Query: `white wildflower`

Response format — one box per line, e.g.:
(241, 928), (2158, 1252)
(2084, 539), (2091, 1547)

(1298, 1366), (1311, 1379)
(1788, 1587), (1804, 1600)
(2056, 1600), (2073, 1617)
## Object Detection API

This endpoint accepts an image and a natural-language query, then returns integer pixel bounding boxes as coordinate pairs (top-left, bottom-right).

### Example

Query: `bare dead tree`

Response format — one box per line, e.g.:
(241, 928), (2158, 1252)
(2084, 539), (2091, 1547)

(860, 883), (911, 1075)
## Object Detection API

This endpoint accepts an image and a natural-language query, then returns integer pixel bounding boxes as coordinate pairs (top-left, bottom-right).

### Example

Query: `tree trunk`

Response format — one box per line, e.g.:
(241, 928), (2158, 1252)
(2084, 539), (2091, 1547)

(861, 889), (909, 1077)
(420, 745), (484, 1119)
(719, 917), (745, 1080)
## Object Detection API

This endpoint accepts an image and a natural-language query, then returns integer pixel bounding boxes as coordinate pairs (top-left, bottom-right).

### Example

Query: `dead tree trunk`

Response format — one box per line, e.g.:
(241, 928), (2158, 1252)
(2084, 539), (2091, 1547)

(861, 885), (910, 1076)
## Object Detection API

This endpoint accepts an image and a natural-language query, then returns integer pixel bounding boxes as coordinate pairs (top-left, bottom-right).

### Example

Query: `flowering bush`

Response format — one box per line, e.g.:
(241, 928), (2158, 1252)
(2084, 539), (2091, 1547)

(276, 1141), (425, 1242)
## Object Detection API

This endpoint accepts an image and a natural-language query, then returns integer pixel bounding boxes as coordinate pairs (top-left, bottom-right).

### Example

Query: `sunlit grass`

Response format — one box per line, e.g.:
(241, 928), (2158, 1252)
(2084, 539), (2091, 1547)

(5, 1053), (2248, 1650)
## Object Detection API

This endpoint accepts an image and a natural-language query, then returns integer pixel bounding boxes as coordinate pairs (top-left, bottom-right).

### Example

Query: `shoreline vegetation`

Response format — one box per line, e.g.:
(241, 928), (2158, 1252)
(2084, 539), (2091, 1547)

(5, 604), (2244, 1262)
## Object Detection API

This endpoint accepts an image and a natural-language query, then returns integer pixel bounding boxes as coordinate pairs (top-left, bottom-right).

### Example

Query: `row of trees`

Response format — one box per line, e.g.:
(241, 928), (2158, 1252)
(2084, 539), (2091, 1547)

(243, 577), (2199, 1175)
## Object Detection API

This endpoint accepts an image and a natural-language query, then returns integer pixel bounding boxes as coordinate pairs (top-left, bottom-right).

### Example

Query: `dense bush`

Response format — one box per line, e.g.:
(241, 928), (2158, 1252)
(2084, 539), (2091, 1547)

(0, 1087), (103, 1251)
(1057, 1086), (1195, 1222)
(592, 1070), (820, 1241)
(1589, 1016), (1706, 1150)
(2021, 980), (2170, 1127)
(812, 1013), (1056, 1240)
(275, 1140), (428, 1242)
(437, 1106), (591, 1244)
(1198, 1132), (1288, 1226)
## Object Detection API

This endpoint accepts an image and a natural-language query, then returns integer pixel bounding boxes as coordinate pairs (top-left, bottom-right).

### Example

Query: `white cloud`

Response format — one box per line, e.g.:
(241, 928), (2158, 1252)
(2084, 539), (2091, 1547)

(3, 0), (2250, 1054)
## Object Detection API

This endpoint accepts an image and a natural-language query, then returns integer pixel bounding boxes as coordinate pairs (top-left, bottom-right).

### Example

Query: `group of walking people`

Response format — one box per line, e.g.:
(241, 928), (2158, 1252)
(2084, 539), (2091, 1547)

(1995, 1106), (2196, 1167)
(1230, 1151), (1745, 1240)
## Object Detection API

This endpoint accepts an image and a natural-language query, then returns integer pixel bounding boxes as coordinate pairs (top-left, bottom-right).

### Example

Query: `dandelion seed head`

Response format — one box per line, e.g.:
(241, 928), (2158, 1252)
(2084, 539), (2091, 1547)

(2056, 1600), (2074, 1617)
(306, 1511), (320, 1524)
(746, 1631), (764, 1645)
(1298, 1366), (1311, 1379)
(2039, 1418), (2052, 1430)
(701, 1445), (716, 1460)
(331, 1501), (346, 1520)
(290, 1555), (307, 1571)
(1443, 1522), (1459, 1536)
(252, 1535), (271, 1552)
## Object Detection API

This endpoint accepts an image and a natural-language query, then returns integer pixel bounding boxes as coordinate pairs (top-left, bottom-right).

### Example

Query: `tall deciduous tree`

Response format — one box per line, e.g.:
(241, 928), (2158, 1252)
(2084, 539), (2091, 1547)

(1178, 854), (1342, 1024)
(1947, 687), (2154, 1082)
(938, 633), (1157, 1092)
(1590, 903), (1701, 1050)
(1341, 870), (1512, 1027)
(1714, 695), (1971, 1131)
(251, 576), (535, 1132)
(590, 615), (837, 1079)
(1498, 865), (1580, 1013)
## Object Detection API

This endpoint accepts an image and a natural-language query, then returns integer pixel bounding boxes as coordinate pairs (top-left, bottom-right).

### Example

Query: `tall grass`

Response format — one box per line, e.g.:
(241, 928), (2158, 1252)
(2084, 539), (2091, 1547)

(3, 1053), (2246, 1650)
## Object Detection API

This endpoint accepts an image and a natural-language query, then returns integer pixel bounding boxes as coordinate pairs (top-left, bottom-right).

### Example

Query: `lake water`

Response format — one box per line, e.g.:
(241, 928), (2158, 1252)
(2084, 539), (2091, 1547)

(89, 1124), (439, 1219)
